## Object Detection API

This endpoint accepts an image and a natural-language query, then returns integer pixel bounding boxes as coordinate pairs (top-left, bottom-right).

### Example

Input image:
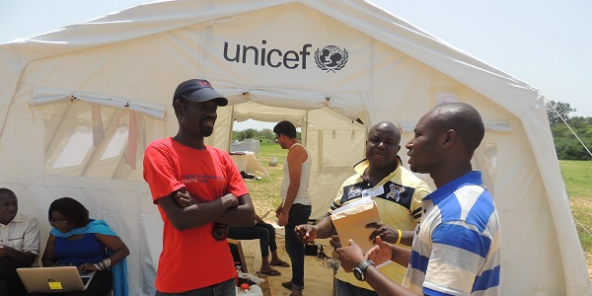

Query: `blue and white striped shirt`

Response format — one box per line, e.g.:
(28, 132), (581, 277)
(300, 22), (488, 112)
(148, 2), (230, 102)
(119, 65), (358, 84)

(403, 171), (501, 296)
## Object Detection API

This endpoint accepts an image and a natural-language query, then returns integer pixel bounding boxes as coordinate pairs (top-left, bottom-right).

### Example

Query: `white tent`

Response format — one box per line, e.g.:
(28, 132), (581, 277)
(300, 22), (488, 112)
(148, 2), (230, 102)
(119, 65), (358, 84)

(0, 0), (590, 295)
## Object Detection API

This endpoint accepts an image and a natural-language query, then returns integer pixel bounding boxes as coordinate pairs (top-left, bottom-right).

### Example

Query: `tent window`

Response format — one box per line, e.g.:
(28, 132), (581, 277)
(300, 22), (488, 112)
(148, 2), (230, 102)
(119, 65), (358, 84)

(52, 125), (94, 169)
(43, 101), (154, 180)
(101, 126), (129, 161)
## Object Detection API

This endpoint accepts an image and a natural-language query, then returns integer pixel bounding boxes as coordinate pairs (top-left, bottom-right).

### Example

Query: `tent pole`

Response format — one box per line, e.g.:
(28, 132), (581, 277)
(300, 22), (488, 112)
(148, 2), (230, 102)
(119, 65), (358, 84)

(303, 110), (309, 147)
(226, 105), (235, 152)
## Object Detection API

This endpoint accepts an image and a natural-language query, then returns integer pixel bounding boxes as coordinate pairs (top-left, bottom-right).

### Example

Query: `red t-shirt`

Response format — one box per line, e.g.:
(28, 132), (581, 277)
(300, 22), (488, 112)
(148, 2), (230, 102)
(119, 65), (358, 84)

(143, 137), (249, 293)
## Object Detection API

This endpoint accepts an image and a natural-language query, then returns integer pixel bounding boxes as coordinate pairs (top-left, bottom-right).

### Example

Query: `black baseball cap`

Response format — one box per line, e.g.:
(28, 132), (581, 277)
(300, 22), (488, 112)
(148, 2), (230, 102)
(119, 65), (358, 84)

(173, 79), (228, 106)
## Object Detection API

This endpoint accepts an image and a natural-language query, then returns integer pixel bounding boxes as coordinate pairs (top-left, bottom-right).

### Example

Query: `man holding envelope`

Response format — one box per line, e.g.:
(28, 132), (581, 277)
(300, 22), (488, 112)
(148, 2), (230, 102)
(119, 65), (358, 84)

(296, 121), (431, 296)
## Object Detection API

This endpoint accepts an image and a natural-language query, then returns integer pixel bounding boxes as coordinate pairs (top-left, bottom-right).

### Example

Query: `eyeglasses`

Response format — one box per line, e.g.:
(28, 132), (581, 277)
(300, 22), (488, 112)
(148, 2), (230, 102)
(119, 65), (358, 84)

(49, 218), (68, 226)
(274, 134), (281, 142)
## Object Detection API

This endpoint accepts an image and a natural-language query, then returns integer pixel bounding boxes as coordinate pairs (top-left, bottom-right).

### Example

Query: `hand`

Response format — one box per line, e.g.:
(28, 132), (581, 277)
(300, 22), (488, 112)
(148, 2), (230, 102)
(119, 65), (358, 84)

(0, 245), (12, 258)
(365, 236), (393, 266)
(329, 235), (342, 249)
(295, 224), (317, 243)
(78, 262), (100, 272)
(335, 239), (365, 272)
(275, 204), (283, 218)
(173, 189), (194, 207)
(277, 212), (288, 227)
(221, 193), (239, 208)
(366, 222), (399, 244)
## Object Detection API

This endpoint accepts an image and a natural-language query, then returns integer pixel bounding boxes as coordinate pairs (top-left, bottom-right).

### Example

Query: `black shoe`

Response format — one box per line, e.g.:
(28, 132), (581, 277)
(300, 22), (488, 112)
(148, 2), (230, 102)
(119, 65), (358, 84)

(281, 281), (292, 291)
(282, 281), (304, 291)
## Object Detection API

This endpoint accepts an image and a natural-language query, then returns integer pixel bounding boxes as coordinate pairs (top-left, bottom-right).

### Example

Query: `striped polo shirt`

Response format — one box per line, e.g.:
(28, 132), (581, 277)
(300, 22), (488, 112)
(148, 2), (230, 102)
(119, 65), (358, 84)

(403, 171), (501, 296)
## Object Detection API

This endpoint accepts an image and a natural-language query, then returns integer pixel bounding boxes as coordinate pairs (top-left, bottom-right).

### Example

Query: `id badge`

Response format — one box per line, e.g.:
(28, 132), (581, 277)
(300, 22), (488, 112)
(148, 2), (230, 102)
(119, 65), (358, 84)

(361, 186), (384, 200)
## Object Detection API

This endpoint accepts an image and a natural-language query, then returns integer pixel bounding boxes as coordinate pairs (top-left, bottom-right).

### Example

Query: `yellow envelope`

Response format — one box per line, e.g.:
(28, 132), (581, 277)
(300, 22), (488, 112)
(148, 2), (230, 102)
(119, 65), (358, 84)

(330, 199), (381, 253)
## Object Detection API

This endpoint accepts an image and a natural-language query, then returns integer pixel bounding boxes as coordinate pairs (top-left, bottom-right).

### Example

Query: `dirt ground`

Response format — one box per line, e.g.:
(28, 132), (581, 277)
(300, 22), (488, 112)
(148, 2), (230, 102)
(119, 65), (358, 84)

(239, 228), (335, 296)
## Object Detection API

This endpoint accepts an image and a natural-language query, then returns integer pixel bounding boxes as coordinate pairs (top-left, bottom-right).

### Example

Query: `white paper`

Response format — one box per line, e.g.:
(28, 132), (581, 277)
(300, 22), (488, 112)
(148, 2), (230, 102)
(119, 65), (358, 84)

(331, 197), (374, 215)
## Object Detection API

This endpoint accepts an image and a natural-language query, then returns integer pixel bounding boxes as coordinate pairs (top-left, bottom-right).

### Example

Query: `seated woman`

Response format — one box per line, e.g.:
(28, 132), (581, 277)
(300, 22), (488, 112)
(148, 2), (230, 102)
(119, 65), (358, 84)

(228, 214), (289, 276)
(40, 197), (129, 296)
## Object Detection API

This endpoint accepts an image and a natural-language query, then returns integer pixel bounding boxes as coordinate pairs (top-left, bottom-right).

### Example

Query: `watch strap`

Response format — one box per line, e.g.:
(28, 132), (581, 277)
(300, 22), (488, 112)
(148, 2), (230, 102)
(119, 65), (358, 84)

(354, 259), (375, 281)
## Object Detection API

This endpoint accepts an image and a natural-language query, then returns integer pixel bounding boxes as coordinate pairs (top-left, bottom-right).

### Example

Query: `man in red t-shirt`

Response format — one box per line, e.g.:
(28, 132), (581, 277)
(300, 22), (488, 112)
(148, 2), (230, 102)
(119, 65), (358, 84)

(143, 79), (255, 295)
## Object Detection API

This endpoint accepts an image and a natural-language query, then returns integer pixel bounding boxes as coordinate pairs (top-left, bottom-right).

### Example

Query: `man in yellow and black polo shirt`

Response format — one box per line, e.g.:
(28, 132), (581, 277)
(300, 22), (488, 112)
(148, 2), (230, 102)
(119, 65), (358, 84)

(296, 121), (431, 296)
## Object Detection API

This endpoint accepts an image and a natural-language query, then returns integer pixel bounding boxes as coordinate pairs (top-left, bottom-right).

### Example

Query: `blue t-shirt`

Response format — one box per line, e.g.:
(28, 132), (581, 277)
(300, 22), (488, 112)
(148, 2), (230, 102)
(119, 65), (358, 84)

(54, 233), (108, 266)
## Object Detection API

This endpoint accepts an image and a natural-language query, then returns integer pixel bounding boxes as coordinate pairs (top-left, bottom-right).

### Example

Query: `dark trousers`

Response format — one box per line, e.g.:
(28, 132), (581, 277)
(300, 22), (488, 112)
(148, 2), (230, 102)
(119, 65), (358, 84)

(228, 221), (277, 257)
(0, 257), (28, 296)
(155, 278), (235, 296)
(335, 279), (379, 296)
(285, 203), (311, 290)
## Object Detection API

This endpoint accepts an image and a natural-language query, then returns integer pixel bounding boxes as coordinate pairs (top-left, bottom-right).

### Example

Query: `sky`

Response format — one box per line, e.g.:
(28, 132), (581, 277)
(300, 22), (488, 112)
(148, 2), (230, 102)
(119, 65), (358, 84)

(1, 0), (590, 131)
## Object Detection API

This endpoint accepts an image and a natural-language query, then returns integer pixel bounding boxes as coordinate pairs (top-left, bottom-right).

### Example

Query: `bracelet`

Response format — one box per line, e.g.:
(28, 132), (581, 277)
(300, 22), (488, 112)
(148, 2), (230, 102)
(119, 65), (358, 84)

(93, 258), (111, 271)
(395, 229), (402, 245)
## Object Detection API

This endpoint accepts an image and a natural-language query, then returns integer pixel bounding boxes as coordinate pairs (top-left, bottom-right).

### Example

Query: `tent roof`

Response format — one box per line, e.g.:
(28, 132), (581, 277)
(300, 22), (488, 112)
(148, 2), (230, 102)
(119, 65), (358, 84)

(1, 0), (540, 135)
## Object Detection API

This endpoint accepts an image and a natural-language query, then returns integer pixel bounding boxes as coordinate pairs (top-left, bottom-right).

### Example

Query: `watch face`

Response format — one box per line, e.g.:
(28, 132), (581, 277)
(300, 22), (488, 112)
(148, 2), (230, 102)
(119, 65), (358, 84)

(353, 267), (364, 281)
(353, 260), (375, 281)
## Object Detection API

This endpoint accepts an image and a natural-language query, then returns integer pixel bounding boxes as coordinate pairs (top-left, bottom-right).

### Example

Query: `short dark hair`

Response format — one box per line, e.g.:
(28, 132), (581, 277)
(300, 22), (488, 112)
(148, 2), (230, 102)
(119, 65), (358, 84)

(173, 93), (192, 115)
(0, 188), (16, 198)
(48, 197), (89, 228)
(369, 121), (401, 145)
(273, 121), (297, 139)
(433, 102), (485, 152)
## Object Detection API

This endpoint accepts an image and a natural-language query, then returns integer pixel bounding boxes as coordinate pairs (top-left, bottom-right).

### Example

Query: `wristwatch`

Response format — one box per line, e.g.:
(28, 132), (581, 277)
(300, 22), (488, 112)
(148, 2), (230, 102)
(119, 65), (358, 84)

(353, 259), (375, 281)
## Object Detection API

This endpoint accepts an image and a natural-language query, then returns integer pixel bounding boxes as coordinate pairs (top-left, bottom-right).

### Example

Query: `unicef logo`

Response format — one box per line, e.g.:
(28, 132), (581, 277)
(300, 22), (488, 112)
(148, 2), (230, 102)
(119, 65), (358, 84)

(315, 45), (348, 73)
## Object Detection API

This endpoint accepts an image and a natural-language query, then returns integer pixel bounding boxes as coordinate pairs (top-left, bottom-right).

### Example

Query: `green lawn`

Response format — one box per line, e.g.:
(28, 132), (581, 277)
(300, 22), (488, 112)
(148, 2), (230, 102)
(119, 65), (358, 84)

(245, 142), (287, 220)
(560, 160), (592, 279)
(561, 160), (592, 201)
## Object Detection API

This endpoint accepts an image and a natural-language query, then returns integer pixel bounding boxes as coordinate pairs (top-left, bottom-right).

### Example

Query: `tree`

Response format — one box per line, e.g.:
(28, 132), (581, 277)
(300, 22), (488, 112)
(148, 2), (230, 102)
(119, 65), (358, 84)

(546, 100), (576, 126)
(568, 116), (592, 129)
(242, 128), (257, 139)
(232, 130), (245, 141)
(257, 128), (275, 141)
(551, 117), (592, 161)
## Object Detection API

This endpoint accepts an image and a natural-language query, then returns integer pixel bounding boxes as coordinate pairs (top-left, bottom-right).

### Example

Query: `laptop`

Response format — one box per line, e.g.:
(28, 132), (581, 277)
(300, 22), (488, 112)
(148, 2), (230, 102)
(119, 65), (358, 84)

(16, 266), (96, 293)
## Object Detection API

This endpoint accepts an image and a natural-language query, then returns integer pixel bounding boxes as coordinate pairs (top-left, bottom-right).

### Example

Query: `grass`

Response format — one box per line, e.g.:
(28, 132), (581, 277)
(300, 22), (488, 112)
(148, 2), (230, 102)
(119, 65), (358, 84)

(244, 145), (592, 281)
(560, 160), (592, 280)
(245, 142), (287, 221)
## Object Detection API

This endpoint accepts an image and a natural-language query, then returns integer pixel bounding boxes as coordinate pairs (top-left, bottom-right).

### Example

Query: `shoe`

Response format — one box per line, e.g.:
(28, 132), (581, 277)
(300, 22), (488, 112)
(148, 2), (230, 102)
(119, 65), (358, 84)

(281, 281), (292, 291)
(270, 261), (290, 267)
(282, 281), (304, 291)
(257, 269), (281, 276)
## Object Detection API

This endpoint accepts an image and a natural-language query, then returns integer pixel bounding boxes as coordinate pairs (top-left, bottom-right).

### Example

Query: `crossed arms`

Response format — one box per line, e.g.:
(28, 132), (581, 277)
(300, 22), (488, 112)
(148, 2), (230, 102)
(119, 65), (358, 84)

(157, 189), (255, 231)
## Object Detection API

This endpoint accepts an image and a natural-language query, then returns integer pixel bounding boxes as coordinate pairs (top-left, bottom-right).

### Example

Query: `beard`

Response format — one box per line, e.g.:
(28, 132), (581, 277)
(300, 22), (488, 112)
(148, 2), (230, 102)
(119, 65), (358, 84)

(200, 117), (216, 137)
(202, 126), (214, 137)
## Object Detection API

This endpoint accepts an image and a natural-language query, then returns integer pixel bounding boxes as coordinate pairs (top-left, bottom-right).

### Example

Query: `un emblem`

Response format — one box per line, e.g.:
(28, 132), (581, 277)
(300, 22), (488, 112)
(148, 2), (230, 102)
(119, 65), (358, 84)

(315, 45), (348, 73)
